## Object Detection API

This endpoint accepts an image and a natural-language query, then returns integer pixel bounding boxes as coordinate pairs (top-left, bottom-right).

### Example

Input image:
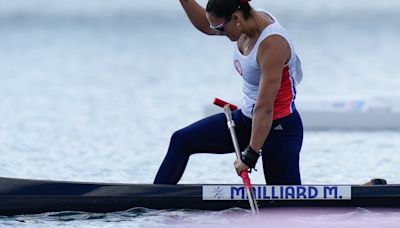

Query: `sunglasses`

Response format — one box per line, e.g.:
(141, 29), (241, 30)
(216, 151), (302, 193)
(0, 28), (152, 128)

(210, 17), (231, 33)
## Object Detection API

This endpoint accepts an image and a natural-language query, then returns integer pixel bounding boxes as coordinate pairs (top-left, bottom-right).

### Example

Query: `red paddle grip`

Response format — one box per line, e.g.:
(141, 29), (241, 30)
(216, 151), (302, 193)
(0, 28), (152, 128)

(240, 170), (253, 190)
(213, 98), (238, 111)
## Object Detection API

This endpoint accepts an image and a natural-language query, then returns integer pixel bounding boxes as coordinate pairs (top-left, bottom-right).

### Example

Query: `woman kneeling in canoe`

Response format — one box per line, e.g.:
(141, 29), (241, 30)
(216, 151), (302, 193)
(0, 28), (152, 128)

(154, 0), (304, 185)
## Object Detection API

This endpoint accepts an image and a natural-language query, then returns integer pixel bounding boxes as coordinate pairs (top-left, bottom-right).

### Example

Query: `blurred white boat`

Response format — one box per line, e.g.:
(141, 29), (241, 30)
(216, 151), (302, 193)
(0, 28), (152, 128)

(204, 97), (400, 130)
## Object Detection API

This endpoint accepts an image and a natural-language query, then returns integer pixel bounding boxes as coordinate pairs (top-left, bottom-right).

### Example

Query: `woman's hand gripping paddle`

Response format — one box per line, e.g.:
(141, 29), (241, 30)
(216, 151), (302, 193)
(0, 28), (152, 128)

(213, 98), (259, 215)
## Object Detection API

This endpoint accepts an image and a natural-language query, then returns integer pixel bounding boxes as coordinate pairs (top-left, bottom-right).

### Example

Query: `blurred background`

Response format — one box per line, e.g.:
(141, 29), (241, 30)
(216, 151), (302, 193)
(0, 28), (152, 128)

(0, 0), (399, 185)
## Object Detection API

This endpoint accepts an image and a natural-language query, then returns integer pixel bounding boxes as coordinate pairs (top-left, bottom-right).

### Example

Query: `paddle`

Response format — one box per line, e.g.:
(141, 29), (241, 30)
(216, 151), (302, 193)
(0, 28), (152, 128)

(213, 98), (260, 215)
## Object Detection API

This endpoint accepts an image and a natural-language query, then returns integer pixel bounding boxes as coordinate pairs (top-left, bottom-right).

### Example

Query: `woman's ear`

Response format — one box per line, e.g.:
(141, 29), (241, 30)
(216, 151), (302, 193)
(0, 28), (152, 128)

(231, 12), (242, 26)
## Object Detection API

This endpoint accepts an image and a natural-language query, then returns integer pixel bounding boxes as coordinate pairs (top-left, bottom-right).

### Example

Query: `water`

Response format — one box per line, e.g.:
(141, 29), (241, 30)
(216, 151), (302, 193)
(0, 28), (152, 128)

(0, 0), (400, 226)
(1, 208), (400, 228)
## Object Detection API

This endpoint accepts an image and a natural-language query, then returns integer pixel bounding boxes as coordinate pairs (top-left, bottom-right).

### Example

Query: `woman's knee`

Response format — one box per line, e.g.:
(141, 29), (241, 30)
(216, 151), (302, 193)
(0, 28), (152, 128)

(171, 129), (184, 141)
(169, 129), (192, 153)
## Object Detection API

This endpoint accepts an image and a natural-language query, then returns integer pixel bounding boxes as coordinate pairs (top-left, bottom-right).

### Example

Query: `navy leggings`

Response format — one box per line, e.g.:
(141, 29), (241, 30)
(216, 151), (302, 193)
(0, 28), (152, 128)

(154, 109), (303, 185)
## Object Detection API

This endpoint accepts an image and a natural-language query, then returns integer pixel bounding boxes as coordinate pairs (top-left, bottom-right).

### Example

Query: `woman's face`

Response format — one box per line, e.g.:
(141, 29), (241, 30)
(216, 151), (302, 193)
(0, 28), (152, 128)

(206, 12), (242, 41)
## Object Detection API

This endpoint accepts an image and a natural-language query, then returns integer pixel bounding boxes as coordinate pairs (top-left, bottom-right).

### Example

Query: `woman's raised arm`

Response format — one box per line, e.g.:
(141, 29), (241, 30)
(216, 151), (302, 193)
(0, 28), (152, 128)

(179, 0), (218, 35)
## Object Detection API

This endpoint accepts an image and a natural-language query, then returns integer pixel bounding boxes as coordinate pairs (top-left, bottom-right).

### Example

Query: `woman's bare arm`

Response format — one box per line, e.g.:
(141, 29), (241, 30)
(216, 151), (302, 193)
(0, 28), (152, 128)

(249, 35), (291, 151)
(179, 0), (218, 35)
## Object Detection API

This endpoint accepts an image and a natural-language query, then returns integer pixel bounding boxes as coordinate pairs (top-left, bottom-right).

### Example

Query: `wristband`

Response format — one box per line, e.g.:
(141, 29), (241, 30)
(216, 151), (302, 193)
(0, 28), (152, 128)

(241, 145), (261, 168)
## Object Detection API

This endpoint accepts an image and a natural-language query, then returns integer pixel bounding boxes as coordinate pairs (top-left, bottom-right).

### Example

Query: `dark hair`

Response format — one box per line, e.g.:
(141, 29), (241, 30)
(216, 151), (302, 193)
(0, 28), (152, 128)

(206, 0), (253, 20)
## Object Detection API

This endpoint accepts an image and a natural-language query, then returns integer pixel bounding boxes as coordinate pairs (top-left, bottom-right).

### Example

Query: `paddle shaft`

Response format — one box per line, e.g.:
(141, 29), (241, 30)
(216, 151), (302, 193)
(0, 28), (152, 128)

(215, 99), (259, 215)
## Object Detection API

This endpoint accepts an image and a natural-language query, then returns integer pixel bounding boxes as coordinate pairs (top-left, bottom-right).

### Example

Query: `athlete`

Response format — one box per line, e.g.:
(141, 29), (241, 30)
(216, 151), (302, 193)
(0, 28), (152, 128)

(154, 0), (304, 185)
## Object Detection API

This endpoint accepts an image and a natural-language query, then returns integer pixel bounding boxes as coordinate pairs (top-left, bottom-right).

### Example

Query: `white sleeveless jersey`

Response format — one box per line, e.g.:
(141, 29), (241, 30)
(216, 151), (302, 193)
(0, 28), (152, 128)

(233, 10), (303, 119)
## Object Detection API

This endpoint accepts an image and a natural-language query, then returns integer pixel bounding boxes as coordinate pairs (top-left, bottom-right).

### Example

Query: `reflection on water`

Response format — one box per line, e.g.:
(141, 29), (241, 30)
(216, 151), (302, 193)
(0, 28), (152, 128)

(2, 208), (400, 227)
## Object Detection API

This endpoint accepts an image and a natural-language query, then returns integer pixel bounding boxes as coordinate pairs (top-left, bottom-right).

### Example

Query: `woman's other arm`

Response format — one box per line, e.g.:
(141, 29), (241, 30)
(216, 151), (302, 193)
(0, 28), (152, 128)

(179, 0), (218, 35)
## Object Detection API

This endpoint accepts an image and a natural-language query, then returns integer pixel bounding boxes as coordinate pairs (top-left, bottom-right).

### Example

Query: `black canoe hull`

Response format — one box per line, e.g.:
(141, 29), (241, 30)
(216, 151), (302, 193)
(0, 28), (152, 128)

(1, 177), (399, 216)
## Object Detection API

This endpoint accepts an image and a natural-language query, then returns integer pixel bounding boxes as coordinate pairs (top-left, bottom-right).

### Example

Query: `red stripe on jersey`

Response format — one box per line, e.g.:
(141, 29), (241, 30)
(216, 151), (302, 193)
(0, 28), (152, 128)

(273, 66), (295, 120)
